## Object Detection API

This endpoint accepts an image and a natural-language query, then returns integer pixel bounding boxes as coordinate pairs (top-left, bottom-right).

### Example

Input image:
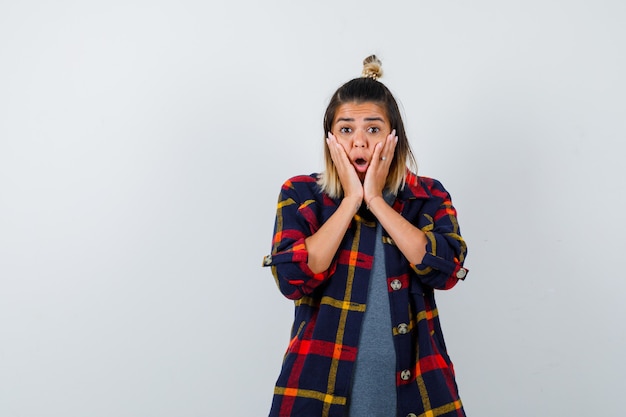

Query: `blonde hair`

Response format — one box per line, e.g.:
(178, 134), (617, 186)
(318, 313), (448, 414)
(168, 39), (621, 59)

(361, 55), (383, 80)
(318, 55), (417, 199)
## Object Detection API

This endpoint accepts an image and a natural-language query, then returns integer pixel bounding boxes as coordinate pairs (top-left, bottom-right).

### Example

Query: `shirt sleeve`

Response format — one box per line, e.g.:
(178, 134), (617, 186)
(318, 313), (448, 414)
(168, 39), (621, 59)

(262, 177), (337, 300)
(410, 180), (468, 290)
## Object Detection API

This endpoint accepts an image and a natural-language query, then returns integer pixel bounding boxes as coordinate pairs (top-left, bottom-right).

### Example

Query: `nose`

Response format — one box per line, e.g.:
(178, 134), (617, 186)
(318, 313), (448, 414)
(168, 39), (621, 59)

(353, 130), (366, 148)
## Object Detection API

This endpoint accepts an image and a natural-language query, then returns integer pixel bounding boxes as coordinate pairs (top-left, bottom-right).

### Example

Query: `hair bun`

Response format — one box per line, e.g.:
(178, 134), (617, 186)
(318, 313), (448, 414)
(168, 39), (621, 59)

(361, 55), (383, 80)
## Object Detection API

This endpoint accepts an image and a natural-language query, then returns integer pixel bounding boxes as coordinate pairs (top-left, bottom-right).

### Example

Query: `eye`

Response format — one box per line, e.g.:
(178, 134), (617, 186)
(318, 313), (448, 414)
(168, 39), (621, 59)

(339, 127), (352, 133)
(367, 127), (380, 133)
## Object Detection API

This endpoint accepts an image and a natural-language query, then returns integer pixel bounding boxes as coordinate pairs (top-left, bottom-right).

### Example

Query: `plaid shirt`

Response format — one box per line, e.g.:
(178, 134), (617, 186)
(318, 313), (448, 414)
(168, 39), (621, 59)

(263, 172), (468, 417)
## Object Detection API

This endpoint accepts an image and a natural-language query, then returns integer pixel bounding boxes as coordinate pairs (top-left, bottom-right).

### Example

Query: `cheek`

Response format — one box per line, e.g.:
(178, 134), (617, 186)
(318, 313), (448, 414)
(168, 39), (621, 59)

(335, 137), (352, 148)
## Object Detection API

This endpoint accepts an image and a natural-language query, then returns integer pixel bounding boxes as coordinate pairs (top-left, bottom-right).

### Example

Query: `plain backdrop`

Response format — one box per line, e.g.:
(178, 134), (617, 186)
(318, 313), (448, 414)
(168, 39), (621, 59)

(1, 1), (625, 416)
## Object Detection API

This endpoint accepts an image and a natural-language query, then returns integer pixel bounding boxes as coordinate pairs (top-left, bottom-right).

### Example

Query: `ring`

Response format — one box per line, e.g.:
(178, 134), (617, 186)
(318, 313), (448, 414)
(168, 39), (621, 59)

(381, 156), (387, 161)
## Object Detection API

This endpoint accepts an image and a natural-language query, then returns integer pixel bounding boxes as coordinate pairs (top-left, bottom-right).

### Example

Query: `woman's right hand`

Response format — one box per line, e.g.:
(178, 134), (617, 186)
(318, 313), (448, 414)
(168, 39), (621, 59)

(304, 135), (362, 274)
(304, 133), (364, 274)
(326, 132), (363, 205)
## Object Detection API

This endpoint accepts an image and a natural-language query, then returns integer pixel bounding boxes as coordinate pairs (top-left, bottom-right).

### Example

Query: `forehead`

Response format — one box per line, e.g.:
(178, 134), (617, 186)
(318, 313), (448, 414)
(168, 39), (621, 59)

(333, 102), (389, 124)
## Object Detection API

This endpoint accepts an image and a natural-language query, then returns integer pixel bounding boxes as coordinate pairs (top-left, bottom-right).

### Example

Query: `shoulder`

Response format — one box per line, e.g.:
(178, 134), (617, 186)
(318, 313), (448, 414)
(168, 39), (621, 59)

(279, 173), (321, 193)
(281, 173), (319, 188)
(402, 172), (450, 200)
(278, 173), (324, 199)
(277, 174), (341, 211)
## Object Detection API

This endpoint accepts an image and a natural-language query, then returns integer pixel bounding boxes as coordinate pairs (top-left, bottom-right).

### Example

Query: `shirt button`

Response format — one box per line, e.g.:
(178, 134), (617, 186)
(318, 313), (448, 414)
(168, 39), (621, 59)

(397, 323), (408, 334)
(456, 268), (467, 279)
(390, 279), (402, 291)
(400, 369), (411, 380)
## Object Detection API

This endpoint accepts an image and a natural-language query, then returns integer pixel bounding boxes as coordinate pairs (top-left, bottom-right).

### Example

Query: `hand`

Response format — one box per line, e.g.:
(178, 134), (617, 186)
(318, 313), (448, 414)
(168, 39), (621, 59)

(326, 132), (364, 204)
(363, 129), (398, 206)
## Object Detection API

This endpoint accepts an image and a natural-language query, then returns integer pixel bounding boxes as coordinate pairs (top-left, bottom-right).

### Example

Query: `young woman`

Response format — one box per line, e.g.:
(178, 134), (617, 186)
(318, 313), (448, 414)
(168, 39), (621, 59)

(263, 56), (468, 417)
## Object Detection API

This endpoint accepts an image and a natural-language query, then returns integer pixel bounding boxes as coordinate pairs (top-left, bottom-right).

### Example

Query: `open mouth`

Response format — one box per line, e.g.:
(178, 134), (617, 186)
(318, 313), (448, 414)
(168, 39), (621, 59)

(355, 158), (367, 167)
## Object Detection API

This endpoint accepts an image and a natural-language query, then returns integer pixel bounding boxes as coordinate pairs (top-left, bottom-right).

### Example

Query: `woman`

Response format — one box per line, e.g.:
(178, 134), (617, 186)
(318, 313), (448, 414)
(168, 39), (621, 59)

(263, 56), (468, 417)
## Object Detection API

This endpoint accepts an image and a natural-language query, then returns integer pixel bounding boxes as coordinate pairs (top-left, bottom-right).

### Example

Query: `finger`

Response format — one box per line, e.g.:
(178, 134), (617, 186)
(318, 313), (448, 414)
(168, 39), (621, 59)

(372, 140), (392, 165)
(363, 141), (379, 171)
(377, 129), (395, 152)
(380, 129), (398, 163)
(326, 133), (345, 164)
(326, 133), (350, 168)
(327, 133), (360, 183)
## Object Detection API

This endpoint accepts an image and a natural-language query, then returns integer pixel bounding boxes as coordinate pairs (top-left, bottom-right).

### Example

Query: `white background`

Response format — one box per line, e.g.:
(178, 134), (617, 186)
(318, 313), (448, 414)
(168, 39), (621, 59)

(1, 1), (625, 416)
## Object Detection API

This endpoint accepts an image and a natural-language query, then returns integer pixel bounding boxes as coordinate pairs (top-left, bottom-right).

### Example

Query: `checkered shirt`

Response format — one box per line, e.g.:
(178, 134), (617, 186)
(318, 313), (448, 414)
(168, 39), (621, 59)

(263, 172), (468, 417)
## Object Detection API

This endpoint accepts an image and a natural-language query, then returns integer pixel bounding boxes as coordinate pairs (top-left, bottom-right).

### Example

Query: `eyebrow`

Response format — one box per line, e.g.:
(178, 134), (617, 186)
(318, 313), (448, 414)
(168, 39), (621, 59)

(335, 117), (385, 122)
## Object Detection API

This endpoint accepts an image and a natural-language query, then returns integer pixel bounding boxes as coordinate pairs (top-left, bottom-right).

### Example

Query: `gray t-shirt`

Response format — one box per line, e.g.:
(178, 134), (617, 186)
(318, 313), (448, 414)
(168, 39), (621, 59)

(348, 222), (397, 417)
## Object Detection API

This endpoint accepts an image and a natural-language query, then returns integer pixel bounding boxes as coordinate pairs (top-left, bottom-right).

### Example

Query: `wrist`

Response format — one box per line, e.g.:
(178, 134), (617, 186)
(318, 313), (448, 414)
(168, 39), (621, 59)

(342, 195), (362, 213)
(365, 195), (384, 211)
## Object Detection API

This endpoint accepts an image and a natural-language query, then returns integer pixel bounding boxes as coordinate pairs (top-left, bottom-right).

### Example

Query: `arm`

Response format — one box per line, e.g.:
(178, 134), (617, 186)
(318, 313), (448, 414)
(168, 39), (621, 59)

(304, 134), (363, 274)
(364, 136), (467, 290)
(363, 132), (428, 265)
(408, 180), (468, 290)
(366, 196), (428, 265)
(263, 135), (365, 298)
(263, 176), (336, 300)
(304, 195), (360, 274)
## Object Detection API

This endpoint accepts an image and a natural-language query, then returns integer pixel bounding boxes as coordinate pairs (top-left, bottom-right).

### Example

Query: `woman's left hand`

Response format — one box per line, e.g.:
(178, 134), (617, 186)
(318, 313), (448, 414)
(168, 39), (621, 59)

(363, 129), (397, 206)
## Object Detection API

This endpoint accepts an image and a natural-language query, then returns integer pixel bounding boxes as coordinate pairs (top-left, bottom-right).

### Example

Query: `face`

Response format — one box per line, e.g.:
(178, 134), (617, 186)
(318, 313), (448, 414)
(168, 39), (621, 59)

(331, 102), (392, 180)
